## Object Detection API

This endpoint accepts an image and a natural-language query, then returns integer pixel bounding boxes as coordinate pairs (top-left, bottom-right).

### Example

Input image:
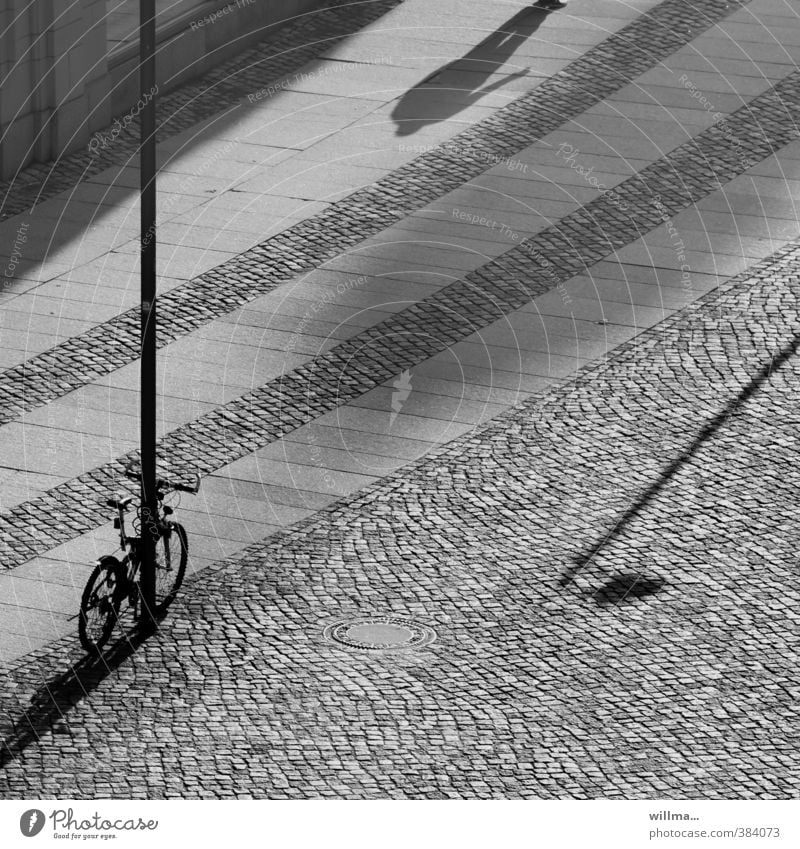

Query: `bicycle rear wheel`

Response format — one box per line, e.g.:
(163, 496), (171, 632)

(79, 556), (123, 653)
(154, 522), (187, 614)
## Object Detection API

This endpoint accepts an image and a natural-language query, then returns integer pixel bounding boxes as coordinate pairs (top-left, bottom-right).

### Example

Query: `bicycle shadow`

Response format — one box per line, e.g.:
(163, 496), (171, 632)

(0, 619), (155, 768)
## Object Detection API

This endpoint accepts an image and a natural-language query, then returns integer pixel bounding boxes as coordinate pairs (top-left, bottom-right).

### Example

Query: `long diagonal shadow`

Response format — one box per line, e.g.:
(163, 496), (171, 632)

(560, 328), (800, 588)
(0, 620), (155, 768)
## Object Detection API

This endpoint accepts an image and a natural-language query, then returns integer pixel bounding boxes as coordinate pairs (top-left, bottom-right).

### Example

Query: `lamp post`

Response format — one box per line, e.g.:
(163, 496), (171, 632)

(139, 0), (157, 627)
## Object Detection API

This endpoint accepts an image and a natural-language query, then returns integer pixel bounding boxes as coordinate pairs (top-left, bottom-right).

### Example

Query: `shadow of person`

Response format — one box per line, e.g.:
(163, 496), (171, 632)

(392, 7), (551, 136)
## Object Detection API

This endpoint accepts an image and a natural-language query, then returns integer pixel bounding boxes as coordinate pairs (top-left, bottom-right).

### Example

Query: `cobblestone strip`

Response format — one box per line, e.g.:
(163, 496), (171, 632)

(1, 220), (799, 798)
(0, 0), (405, 220)
(0, 0), (750, 423)
(1, 64), (798, 571)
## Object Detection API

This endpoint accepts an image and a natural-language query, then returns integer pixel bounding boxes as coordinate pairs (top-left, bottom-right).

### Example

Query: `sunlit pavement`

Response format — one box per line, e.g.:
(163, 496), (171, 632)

(1, 0), (799, 798)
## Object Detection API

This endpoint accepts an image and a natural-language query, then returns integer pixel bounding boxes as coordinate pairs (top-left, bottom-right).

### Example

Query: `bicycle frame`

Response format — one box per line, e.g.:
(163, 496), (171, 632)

(79, 470), (198, 653)
(110, 485), (183, 612)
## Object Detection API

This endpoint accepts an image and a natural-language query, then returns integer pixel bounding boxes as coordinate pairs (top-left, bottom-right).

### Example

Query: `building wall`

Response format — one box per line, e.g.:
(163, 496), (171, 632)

(0, 0), (111, 179)
(109, 0), (323, 109)
(0, 0), (323, 181)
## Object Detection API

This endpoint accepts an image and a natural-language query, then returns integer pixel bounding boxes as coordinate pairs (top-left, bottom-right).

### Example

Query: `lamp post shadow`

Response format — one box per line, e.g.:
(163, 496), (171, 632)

(559, 328), (800, 598)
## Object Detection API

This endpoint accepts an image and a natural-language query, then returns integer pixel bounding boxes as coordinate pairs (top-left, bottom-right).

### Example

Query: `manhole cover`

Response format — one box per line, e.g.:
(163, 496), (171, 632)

(323, 616), (436, 651)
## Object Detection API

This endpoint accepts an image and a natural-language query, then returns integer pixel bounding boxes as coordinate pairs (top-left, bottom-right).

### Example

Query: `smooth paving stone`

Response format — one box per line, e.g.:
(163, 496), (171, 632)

(0, 629), (56, 662)
(191, 491), (313, 527)
(182, 193), (329, 223)
(504, 309), (642, 344)
(297, 268), (441, 299)
(384, 214), (547, 248)
(604, 84), (756, 112)
(588, 262), (722, 292)
(511, 146), (653, 175)
(0, 574), (80, 615)
(220, 297), (398, 329)
(466, 321), (638, 358)
(417, 202), (559, 234)
(698, 191), (800, 218)
(345, 240), (504, 273)
(467, 173), (601, 203)
(102, 244), (237, 279)
(350, 386), (508, 425)
(39, 525), (120, 566)
(41, 383), (218, 425)
(154, 223), (264, 253)
(444, 337), (590, 376)
(163, 333), (338, 365)
(20, 405), (140, 441)
(685, 211), (800, 240)
(394, 373), (525, 406)
(585, 101), (730, 127)
(0, 311), (96, 336)
(217, 310), (367, 341)
(237, 163), (389, 200)
(222, 454), (377, 498)
(183, 532), (262, 564)
(316, 403), (482, 445)
(564, 277), (696, 309)
(287, 420), (437, 461)
(607, 246), (760, 277)
(644, 229), (781, 259)
(0, 467), (62, 493)
(1, 295), (128, 323)
(178, 512), (284, 545)
(0, 424), (135, 479)
(203, 474), (339, 511)
(541, 129), (684, 159)
(101, 351), (310, 395)
(407, 349), (566, 390)
(0, 603), (72, 639)
(522, 290), (676, 328)
(10, 558), (98, 589)
(316, 252), (472, 281)
(193, 322), (347, 356)
(256, 439), (410, 477)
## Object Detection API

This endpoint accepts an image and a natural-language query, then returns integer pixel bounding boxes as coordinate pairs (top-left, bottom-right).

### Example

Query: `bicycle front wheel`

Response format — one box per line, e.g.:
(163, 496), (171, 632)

(154, 522), (187, 614)
(79, 556), (123, 653)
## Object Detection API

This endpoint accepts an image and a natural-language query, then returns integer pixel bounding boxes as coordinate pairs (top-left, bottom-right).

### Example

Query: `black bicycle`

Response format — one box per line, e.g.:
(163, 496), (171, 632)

(78, 466), (199, 653)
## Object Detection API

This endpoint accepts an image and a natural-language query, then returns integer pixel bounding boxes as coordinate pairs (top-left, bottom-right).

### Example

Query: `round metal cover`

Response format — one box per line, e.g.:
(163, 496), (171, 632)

(324, 616), (436, 651)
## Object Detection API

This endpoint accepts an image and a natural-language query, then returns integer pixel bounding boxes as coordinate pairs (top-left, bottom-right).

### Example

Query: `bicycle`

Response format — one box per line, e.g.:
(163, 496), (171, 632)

(78, 465), (200, 653)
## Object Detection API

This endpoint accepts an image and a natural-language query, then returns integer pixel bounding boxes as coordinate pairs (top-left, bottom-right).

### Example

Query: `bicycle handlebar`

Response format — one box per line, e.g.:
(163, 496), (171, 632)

(171, 477), (200, 494)
(124, 465), (201, 494)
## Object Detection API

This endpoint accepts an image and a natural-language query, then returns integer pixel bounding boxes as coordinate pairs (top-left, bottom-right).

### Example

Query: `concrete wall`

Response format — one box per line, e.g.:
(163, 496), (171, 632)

(0, 0), (111, 179)
(0, 0), (323, 181)
(109, 0), (323, 111)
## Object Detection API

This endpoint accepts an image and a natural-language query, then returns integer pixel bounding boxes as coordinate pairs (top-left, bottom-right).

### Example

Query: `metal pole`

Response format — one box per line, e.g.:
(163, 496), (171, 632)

(139, 0), (157, 627)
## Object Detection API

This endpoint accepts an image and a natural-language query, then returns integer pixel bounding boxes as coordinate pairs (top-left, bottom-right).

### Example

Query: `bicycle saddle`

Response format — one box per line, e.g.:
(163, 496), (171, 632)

(106, 494), (134, 510)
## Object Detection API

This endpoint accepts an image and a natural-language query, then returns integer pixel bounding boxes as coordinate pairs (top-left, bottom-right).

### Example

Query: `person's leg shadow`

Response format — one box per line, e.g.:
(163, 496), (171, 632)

(392, 7), (552, 136)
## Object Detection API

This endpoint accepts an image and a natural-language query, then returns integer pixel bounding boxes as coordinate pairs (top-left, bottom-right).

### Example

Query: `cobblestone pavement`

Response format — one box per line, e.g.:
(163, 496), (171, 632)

(2, 42), (797, 569)
(2, 0), (800, 798)
(2, 231), (800, 798)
